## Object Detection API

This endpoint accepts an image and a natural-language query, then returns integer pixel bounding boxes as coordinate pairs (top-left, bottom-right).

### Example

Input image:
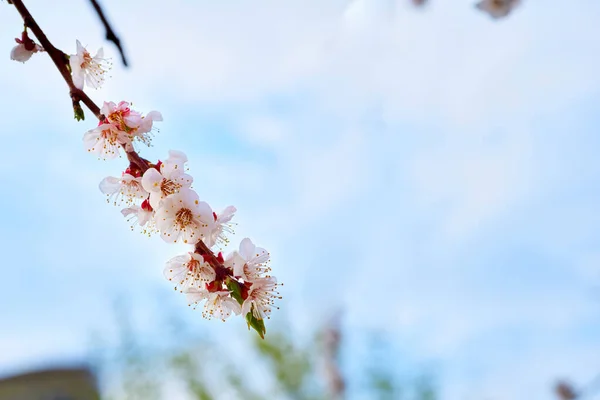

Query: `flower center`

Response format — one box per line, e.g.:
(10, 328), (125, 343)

(188, 258), (200, 272)
(108, 111), (133, 133)
(81, 51), (92, 68)
(101, 128), (118, 145)
(175, 208), (193, 229)
(161, 179), (181, 196)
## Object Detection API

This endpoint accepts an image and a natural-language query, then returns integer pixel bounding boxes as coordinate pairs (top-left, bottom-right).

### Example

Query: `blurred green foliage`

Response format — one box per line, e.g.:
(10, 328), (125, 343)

(96, 303), (437, 400)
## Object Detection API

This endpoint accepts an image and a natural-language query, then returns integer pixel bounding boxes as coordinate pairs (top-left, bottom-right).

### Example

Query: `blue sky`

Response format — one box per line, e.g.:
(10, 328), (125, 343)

(2, 0), (600, 398)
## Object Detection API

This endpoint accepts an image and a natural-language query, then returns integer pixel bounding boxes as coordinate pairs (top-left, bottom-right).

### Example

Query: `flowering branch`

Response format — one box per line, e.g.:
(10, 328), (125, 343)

(8, 0), (280, 338)
(10, 0), (102, 120)
(88, 0), (128, 67)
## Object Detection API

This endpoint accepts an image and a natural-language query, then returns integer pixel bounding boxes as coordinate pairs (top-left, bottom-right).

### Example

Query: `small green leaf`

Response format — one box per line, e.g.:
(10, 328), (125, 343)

(225, 277), (266, 338)
(246, 311), (266, 339)
(73, 103), (85, 121)
(225, 277), (243, 305)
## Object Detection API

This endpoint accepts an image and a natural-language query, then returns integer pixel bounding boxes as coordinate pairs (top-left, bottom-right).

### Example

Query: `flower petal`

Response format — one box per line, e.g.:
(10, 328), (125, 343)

(99, 176), (121, 195)
(239, 238), (256, 261)
(141, 168), (164, 193)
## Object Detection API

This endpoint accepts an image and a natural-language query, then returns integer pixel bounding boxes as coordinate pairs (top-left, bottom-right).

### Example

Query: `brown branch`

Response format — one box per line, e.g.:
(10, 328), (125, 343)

(10, 0), (102, 120)
(195, 238), (233, 281)
(88, 0), (128, 67)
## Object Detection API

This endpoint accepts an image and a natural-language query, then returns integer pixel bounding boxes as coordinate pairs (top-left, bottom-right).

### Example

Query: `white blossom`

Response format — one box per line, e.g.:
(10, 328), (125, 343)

(121, 200), (155, 234)
(99, 171), (147, 206)
(101, 101), (162, 148)
(155, 188), (214, 244)
(475, 0), (520, 19)
(141, 157), (193, 209)
(155, 150), (188, 172)
(186, 287), (241, 321)
(83, 123), (130, 159)
(10, 41), (42, 63)
(69, 40), (111, 90)
(205, 206), (237, 248)
(10, 32), (43, 63)
(241, 277), (280, 320)
(225, 238), (270, 282)
(164, 252), (216, 292)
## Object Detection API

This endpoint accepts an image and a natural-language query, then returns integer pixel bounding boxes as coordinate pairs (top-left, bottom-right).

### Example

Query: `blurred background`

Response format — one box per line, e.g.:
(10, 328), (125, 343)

(1, 0), (600, 399)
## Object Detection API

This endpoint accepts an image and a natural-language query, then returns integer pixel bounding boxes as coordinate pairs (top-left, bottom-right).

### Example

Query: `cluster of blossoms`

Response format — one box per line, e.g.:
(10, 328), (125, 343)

(94, 121), (281, 335)
(87, 99), (280, 335)
(7, 31), (280, 335)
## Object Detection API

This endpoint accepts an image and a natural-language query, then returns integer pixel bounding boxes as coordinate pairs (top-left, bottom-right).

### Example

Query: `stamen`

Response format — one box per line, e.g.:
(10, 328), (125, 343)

(175, 208), (193, 229)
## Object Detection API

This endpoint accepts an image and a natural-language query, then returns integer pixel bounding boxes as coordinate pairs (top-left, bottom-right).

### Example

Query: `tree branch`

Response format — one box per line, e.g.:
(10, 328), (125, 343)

(8, 0), (231, 281)
(88, 0), (128, 67)
(10, 0), (103, 119)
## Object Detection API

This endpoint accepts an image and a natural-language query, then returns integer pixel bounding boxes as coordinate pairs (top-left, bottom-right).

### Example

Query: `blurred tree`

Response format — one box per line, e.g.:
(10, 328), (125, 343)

(97, 307), (437, 400)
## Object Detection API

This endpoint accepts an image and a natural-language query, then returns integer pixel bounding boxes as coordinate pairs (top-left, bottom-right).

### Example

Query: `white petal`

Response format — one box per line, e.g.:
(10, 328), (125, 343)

(101, 101), (115, 116)
(160, 226), (179, 243)
(180, 223), (202, 244)
(239, 238), (256, 261)
(224, 297), (242, 315)
(173, 172), (193, 188)
(120, 206), (138, 217)
(138, 111), (160, 133)
(146, 110), (163, 122)
(148, 192), (163, 210)
(124, 113), (143, 129)
(141, 168), (164, 193)
(137, 209), (153, 226)
(228, 253), (246, 277)
(99, 176), (121, 195)
(94, 47), (104, 59)
(185, 287), (208, 305)
(70, 63), (84, 89)
(195, 201), (215, 230)
(85, 72), (104, 89)
(252, 247), (269, 265)
(10, 45), (34, 63)
(241, 300), (252, 317)
(164, 254), (189, 279)
(217, 206), (237, 224)
(180, 188), (200, 204)
(75, 40), (85, 55)
(167, 150), (187, 164)
(160, 160), (180, 178)
(82, 130), (99, 152)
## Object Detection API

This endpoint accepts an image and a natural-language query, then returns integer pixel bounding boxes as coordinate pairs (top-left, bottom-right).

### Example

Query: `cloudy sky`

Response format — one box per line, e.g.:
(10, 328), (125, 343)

(1, 0), (600, 398)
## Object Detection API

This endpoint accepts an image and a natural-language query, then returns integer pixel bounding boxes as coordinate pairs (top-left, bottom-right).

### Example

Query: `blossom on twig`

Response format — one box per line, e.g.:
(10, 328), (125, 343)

(69, 40), (111, 89)
(10, 31), (42, 63)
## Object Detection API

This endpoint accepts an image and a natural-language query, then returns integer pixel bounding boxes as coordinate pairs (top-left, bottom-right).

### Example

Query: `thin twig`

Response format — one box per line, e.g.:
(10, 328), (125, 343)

(88, 0), (128, 67)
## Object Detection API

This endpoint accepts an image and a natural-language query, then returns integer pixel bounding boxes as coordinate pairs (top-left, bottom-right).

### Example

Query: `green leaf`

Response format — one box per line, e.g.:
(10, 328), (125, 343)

(73, 103), (85, 121)
(225, 277), (243, 305)
(225, 277), (267, 338)
(246, 311), (266, 339)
